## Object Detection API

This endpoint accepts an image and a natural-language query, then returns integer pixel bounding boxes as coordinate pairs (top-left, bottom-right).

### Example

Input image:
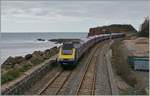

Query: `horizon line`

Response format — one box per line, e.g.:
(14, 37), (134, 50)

(1, 32), (88, 33)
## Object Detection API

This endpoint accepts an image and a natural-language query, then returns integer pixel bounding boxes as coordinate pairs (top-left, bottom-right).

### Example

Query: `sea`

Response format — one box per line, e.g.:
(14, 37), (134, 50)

(0, 32), (88, 64)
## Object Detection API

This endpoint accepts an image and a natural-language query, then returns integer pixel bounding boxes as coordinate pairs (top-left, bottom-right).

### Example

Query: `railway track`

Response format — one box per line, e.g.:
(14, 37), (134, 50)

(94, 41), (113, 95)
(39, 44), (100, 95)
(37, 69), (72, 95)
(24, 41), (100, 95)
(24, 40), (115, 95)
(75, 42), (103, 95)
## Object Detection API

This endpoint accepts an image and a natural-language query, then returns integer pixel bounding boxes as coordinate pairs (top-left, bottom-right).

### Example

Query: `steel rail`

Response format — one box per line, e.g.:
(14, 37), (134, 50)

(104, 49), (113, 95)
(75, 44), (100, 95)
(38, 69), (63, 95)
(55, 71), (72, 95)
(91, 57), (97, 95)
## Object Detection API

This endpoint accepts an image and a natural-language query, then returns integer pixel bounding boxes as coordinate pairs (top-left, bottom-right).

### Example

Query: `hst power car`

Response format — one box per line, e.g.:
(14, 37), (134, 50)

(57, 43), (77, 68)
(57, 32), (125, 69)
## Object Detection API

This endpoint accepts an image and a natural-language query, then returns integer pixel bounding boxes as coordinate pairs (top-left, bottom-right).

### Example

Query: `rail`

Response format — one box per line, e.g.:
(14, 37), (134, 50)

(75, 43), (100, 95)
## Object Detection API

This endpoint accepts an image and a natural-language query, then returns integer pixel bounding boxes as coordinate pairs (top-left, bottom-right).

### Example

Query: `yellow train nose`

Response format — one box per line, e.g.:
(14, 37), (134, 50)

(58, 48), (76, 61)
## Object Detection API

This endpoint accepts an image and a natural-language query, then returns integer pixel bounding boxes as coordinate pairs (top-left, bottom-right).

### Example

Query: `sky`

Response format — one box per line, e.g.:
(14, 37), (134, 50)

(1, 0), (150, 33)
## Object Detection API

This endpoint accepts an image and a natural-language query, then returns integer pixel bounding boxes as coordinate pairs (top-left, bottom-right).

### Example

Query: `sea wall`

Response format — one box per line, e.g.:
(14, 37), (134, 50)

(1, 46), (58, 95)
(1, 55), (57, 95)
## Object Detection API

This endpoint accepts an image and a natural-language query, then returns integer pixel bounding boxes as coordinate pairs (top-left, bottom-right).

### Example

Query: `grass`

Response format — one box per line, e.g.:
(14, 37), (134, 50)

(1, 54), (56, 85)
(30, 57), (44, 65)
(1, 70), (20, 84)
(1, 48), (58, 85)
(111, 40), (138, 87)
(1, 63), (32, 84)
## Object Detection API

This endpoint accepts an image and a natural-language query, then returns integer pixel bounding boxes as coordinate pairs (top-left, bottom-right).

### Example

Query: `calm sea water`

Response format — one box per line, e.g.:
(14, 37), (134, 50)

(0, 32), (87, 64)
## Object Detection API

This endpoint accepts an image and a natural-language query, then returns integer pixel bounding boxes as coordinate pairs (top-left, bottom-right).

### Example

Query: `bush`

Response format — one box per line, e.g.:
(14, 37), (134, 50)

(19, 64), (32, 72)
(1, 47), (58, 84)
(1, 69), (20, 84)
(30, 57), (44, 65)
(138, 17), (149, 37)
(1, 63), (32, 84)
(111, 40), (137, 87)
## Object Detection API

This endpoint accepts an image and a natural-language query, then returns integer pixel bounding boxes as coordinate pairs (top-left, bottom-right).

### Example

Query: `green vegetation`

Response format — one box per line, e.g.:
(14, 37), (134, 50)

(1, 47), (58, 85)
(120, 87), (137, 95)
(30, 57), (44, 65)
(1, 63), (32, 84)
(111, 40), (137, 87)
(138, 17), (149, 37)
(1, 58), (44, 84)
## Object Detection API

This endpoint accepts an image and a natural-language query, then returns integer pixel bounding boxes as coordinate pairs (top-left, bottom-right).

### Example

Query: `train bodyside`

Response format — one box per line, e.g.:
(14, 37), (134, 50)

(76, 32), (125, 61)
(57, 32), (125, 69)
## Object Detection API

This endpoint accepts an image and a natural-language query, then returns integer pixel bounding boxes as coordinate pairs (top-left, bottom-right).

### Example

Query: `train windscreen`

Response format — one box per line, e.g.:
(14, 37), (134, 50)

(62, 50), (73, 55)
(62, 43), (73, 55)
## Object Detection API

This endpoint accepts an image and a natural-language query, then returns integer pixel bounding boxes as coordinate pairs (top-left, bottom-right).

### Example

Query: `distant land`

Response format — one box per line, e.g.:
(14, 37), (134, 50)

(88, 24), (137, 37)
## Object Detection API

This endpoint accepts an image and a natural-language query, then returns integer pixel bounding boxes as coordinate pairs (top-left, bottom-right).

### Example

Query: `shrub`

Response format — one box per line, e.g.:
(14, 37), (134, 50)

(111, 40), (137, 87)
(1, 63), (32, 84)
(30, 57), (44, 65)
(138, 17), (149, 37)
(1, 69), (20, 84)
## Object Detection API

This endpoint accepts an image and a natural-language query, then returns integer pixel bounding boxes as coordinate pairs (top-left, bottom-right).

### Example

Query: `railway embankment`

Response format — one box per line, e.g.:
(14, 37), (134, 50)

(1, 47), (58, 95)
(23, 40), (117, 95)
(111, 39), (149, 95)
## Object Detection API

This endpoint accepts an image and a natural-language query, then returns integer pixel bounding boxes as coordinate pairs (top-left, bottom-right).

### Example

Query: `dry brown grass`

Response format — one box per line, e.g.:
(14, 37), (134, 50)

(111, 40), (137, 87)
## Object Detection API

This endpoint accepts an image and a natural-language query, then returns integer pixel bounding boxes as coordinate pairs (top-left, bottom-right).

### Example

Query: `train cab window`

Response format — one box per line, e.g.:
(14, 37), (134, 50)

(62, 43), (74, 55)
(62, 43), (74, 50)
(62, 50), (73, 55)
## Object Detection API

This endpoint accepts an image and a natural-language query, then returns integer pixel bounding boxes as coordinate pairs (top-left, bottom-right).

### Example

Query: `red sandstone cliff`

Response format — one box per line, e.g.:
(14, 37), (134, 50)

(88, 24), (137, 37)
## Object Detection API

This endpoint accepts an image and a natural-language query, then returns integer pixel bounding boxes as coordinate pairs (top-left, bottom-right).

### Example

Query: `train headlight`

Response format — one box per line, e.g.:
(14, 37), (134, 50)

(60, 58), (74, 61)
(68, 58), (74, 61)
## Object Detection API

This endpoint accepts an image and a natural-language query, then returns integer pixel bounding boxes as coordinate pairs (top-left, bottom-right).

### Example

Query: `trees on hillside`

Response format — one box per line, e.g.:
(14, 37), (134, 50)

(139, 17), (149, 37)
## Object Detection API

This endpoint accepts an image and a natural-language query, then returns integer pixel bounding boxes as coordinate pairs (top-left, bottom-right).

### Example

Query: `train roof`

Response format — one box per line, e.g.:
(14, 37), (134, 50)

(60, 32), (124, 46)
(49, 38), (83, 44)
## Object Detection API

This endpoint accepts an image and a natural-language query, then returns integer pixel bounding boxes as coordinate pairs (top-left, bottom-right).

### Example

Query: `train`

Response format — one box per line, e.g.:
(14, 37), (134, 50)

(57, 32), (125, 68)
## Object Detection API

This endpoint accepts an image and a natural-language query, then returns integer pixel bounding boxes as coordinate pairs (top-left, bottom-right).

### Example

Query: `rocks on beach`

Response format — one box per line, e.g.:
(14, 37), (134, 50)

(48, 38), (82, 44)
(25, 54), (32, 60)
(2, 46), (58, 73)
(37, 38), (45, 41)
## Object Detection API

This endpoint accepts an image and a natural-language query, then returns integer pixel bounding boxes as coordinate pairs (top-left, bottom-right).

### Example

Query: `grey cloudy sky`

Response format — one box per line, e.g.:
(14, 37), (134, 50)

(1, 1), (150, 32)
